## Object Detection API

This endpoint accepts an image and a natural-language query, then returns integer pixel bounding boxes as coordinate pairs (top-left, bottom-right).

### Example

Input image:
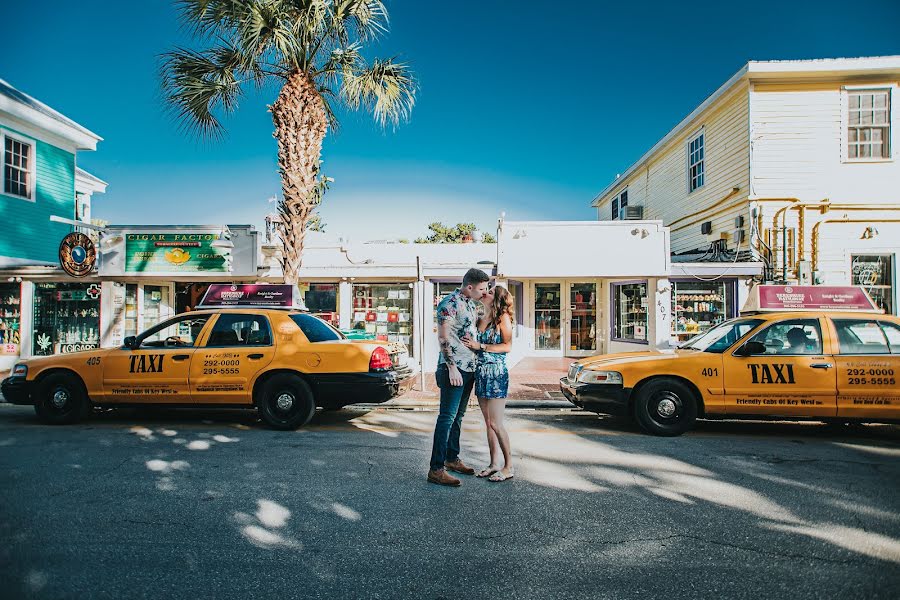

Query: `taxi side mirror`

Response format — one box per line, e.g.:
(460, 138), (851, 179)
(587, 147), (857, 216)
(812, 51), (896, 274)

(734, 341), (766, 356)
(123, 336), (138, 349)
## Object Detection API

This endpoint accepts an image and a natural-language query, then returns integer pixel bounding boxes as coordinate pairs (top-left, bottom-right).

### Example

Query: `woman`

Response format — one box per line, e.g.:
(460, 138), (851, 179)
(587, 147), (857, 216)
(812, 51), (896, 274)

(462, 284), (514, 482)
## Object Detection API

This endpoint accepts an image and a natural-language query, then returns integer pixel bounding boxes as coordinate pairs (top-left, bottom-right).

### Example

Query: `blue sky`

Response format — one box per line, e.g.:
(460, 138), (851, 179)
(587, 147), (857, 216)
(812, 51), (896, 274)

(4, 0), (900, 241)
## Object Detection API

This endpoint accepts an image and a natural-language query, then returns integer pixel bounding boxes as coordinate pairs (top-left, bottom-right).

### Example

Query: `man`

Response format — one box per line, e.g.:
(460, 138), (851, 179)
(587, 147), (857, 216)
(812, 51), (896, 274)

(428, 268), (490, 486)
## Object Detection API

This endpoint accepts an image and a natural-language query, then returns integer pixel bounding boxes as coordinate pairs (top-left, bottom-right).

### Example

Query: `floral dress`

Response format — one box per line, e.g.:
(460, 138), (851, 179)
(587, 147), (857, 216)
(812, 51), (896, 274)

(475, 325), (509, 399)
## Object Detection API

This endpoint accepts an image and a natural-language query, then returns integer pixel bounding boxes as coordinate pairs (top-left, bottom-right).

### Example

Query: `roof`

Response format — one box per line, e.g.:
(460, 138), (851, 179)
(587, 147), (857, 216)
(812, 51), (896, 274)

(592, 55), (900, 207)
(0, 78), (102, 149)
(75, 167), (108, 194)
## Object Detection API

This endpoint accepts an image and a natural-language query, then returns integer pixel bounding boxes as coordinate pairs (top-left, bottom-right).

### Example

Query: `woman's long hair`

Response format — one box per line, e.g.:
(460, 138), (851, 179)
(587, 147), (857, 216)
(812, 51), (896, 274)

(488, 285), (515, 330)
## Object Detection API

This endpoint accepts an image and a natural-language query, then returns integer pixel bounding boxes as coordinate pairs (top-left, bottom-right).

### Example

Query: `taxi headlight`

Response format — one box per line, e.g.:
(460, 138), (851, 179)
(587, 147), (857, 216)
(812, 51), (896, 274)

(12, 364), (27, 377)
(577, 370), (623, 385)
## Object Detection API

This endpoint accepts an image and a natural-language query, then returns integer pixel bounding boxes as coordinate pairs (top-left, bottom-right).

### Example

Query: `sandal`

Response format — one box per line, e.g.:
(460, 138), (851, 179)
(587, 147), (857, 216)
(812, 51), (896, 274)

(476, 466), (499, 478)
(488, 470), (514, 482)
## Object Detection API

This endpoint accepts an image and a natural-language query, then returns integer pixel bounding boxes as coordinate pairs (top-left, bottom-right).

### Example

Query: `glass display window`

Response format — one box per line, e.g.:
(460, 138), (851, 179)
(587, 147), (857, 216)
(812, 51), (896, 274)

(0, 283), (22, 356)
(124, 284), (138, 338)
(534, 283), (561, 350)
(33, 282), (102, 355)
(852, 255), (894, 315)
(352, 283), (414, 351)
(612, 282), (648, 342)
(300, 283), (339, 328)
(143, 285), (170, 331)
(569, 283), (597, 352)
(672, 280), (729, 341)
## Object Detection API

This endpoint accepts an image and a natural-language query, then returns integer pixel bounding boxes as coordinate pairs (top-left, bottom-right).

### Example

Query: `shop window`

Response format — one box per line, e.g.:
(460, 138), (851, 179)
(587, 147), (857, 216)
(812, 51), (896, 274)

(144, 285), (170, 332)
(124, 284), (138, 338)
(33, 283), (101, 355)
(0, 283), (22, 356)
(612, 282), (648, 342)
(746, 319), (823, 355)
(534, 283), (561, 350)
(833, 320), (890, 355)
(672, 281), (729, 341)
(207, 313), (272, 347)
(352, 284), (414, 351)
(300, 283), (339, 328)
(852, 255), (894, 315)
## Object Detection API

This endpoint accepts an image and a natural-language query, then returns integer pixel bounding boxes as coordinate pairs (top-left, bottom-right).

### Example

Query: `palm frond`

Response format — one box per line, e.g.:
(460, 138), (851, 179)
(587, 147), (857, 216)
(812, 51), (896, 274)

(340, 57), (416, 128)
(160, 46), (248, 140)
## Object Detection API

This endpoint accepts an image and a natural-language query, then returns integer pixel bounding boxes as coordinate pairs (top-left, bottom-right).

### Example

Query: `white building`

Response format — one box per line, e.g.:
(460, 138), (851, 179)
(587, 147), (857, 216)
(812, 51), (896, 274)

(591, 56), (900, 345)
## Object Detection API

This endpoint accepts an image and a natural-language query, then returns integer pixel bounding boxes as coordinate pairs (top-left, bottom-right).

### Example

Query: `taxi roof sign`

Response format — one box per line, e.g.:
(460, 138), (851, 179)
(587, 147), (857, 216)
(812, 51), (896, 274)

(198, 284), (308, 310)
(741, 284), (880, 314)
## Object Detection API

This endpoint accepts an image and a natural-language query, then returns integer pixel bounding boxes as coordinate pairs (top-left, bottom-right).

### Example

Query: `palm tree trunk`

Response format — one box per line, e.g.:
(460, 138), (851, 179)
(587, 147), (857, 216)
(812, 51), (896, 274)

(271, 72), (328, 284)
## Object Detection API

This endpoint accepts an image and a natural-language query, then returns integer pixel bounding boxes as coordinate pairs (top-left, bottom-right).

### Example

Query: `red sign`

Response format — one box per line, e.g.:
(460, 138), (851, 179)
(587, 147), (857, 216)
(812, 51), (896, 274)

(755, 285), (878, 311)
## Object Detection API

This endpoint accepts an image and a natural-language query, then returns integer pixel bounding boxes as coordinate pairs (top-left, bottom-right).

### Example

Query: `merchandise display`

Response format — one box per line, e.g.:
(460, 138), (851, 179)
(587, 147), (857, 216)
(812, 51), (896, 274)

(124, 284), (138, 337)
(613, 282), (647, 341)
(0, 283), (22, 355)
(671, 281), (729, 341)
(352, 284), (413, 349)
(569, 283), (597, 352)
(534, 283), (561, 350)
(33, 283), (101, 356)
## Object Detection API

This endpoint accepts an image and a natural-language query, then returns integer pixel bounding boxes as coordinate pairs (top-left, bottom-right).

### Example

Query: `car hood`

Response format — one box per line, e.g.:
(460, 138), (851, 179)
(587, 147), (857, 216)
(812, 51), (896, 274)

(574, 349), (688, 369)
(21, 348), (115, 367)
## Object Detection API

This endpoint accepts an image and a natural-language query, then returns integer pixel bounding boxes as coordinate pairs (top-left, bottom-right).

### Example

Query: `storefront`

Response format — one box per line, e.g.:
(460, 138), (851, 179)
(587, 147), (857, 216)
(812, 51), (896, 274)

(351, 283), (414, 349)
(32, 282), (102, 355)
(670, 279), (738, 343)
(0, 282), (23, 360)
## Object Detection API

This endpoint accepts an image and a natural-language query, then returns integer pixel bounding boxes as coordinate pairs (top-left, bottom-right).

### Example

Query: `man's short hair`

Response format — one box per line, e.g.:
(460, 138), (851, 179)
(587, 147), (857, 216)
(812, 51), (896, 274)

(462, 268), (490, 288)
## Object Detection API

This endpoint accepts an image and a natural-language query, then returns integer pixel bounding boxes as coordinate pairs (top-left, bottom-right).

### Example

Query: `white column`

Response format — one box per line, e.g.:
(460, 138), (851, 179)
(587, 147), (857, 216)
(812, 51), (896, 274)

(338, 280), (353, 330)
(651, 277), (673, 350)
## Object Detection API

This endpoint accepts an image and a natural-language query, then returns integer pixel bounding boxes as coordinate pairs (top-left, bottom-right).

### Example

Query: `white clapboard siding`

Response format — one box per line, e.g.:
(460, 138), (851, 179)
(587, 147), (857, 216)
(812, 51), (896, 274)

(596, 84), (751, 255)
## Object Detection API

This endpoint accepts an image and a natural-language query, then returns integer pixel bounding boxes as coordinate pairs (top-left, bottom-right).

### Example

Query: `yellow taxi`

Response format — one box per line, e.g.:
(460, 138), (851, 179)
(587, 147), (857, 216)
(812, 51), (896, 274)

(2, 286), (415, 429)
(561, 286), (900, 436)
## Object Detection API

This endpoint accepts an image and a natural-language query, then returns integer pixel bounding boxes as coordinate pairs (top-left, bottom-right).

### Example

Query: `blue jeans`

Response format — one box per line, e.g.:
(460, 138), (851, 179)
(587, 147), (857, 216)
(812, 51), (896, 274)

(430, 364), (475, 471)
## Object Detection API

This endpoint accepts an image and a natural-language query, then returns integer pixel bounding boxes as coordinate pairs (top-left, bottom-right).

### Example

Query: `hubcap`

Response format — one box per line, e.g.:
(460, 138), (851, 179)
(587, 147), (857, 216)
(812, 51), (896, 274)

(653, 391), (681, 420)
(52, 388), (70, 409)
(275, 393), (294, 411)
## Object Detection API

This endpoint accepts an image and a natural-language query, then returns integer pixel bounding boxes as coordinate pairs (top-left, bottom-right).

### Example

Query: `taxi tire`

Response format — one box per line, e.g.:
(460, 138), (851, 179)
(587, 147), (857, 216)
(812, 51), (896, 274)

(34, 372), (91, 425)
(632, 377), (697, 437)
(257, 374), (316, 430)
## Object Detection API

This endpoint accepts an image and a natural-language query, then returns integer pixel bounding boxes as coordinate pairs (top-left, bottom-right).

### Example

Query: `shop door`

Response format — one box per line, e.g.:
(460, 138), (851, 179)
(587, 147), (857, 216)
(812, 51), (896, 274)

(102, 314), (213, 403)
(190, 313), (276, 405)
(565, 282), (598, 357)
(534, 283), (562, 353)
(722, 317), (836, 417)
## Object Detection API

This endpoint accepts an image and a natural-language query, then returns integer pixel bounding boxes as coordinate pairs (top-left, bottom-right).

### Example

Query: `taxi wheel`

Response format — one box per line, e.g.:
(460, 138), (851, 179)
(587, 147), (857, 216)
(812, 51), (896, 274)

(34, 372), (91, 425)
(633, 377), (697, 437)
(257, 374), (316, 430)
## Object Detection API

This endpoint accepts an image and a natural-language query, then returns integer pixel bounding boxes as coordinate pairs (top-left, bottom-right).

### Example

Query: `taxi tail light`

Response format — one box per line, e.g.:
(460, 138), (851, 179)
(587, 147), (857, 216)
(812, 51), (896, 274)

(369, 347), (393, 372)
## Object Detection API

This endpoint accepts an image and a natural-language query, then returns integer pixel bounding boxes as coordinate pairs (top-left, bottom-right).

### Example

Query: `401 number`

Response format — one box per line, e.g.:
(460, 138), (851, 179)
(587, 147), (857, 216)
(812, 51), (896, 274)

(701, 368), (719, 377)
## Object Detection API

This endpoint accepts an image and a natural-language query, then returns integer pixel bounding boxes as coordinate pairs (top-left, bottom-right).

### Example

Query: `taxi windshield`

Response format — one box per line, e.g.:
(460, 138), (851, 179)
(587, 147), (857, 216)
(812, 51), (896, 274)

(680, 317), (764, 353)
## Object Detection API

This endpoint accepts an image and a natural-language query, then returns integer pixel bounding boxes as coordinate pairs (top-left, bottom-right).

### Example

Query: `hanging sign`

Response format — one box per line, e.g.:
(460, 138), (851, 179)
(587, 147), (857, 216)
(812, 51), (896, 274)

(59, 232), (97, 278)
(124, 233), (229, 273)
(742, 285), (879, 314)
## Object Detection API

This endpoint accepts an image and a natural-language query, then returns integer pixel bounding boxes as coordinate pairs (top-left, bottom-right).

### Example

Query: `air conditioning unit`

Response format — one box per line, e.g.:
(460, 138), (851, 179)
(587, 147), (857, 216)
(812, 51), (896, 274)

(623, 205), (644, 220)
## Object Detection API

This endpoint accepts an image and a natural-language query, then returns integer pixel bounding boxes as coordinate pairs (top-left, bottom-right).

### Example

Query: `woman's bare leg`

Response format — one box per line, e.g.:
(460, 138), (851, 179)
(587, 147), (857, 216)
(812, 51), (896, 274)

(477, 398), (500, 476)
(488, 398), (513, 476)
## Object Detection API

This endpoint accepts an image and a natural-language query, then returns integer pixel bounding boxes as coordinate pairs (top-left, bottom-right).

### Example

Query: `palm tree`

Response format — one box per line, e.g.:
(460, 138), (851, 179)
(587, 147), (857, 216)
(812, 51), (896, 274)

(161, 0), (416, 283)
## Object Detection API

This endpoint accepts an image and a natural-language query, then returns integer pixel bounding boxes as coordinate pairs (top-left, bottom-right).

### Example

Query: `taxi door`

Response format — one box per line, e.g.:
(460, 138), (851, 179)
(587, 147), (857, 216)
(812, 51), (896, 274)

(189, 313), (276, 404)
(102, 314), (214, 403)
(722, 317), (836, 417)
(831, 318), (900, 419)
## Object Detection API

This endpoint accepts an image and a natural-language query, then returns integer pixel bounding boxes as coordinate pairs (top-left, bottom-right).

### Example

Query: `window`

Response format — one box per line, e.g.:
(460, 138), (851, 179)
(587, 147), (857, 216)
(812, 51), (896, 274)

(680, 318), (763, 353)
(847, 89), (891, 160)
(138, 314), (212, 348)
(291, 313), (343, 343)
(745, 319), (823, 355)
(688, 132), (704, 192)
(852, 255), (894, 315)
(833, 320), (890, 355)
(880, 322), (900, 353)
(612, 282), (648, 342)
(3, 134), (34, 199)
(207, 314), (272, 346)
(611, 190), (628, 220)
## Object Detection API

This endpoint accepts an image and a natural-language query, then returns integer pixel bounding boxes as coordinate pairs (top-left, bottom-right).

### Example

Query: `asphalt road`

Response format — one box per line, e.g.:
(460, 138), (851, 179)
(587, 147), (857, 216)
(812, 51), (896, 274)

(1, 403), (899, 600)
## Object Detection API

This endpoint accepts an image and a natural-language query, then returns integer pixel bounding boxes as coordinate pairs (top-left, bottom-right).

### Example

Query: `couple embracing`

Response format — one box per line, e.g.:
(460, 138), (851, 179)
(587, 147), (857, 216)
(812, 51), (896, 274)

(427, 268), (515, 487)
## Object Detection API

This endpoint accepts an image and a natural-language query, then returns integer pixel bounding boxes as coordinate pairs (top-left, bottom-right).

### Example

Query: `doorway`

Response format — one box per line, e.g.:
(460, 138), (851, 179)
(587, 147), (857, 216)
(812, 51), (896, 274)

(532, 281), (599, 358)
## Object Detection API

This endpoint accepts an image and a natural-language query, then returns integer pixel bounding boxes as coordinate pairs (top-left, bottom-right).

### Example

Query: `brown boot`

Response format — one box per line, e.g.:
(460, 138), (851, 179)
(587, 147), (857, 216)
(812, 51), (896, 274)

(427, 469), (461, 487)
(445, 459), (476, 475)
